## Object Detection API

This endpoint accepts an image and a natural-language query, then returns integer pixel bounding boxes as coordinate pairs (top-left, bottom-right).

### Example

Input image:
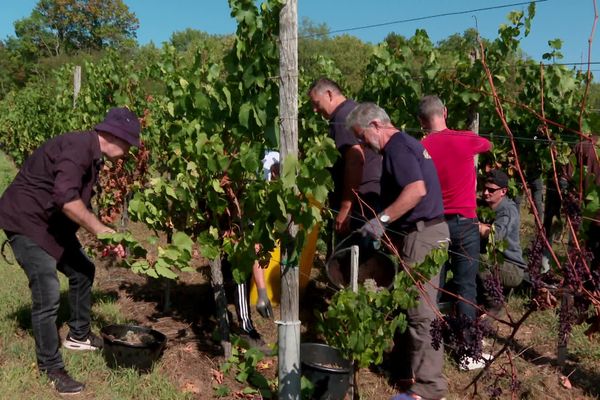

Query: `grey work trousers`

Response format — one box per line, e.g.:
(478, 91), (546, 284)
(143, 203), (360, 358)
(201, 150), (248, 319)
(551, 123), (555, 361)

(393, 220), (450, 400)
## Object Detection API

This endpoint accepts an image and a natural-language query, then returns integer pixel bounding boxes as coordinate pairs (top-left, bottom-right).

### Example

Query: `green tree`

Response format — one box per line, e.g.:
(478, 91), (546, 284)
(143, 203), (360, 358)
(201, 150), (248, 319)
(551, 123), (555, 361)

(384, 32), (409, 52)
(299, 17), (372, 94)
(0, 0), (140, 99)
(169, 28), (232, 52)
(11, 0), (139, 58)
(168, 28), (234, 65)
(0, 42), (23, 97)
(437, 28), (481, 54)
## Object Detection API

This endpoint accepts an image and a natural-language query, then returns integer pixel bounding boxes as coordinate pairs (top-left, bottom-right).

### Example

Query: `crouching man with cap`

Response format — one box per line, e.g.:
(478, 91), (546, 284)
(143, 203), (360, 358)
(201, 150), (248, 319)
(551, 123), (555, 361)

(0, 107), (141, 395)
(478, 169), (528, 314)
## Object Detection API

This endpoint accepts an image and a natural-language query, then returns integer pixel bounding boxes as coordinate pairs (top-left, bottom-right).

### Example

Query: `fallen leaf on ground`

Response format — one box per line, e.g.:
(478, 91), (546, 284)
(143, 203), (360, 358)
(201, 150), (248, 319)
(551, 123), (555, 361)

(211, 368), (224, 384)
(559, 375), (572, 389)
(257, 360), (273, 370)
(183, 343), (195, 353)
(234, 391), (259, 399)
(182, 382), (200, 393)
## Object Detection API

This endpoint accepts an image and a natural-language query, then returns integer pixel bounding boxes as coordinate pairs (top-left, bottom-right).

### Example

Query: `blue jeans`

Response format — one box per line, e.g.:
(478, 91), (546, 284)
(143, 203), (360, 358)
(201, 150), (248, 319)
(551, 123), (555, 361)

(7, 233), (95, 371)
(440, 215), (480, 321)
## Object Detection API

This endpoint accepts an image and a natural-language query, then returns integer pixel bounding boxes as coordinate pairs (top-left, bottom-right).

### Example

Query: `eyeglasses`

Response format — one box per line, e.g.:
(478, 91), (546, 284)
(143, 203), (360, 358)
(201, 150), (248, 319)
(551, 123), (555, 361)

(483, 186), (503, 194)
(354, 128), (367, 145)
(355, 123), (375, 144)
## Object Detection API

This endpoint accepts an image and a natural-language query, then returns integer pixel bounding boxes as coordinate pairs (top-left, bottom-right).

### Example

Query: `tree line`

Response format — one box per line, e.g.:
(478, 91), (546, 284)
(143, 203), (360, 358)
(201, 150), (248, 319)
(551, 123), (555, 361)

(7, 0), (600, 124)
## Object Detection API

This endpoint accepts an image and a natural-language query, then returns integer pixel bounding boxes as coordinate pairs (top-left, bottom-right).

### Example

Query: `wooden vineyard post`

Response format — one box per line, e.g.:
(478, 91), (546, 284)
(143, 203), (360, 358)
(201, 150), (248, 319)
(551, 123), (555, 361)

(350, 245), (359, 399)
(278, 0), (300, 399)
(468, 44), (480, 178)
(470, 111), (480, 189)
(557, 291), (573, 366)
(73, 65), (81, 108)
(210, 256), (231, 358)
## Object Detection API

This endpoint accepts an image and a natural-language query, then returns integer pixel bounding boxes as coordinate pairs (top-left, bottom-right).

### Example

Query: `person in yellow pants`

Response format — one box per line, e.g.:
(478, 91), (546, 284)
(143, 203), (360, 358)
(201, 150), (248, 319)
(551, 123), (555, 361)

(253, 246), (273, 319)
(252, 150), (279, 317)
(249, 151), (321, 308)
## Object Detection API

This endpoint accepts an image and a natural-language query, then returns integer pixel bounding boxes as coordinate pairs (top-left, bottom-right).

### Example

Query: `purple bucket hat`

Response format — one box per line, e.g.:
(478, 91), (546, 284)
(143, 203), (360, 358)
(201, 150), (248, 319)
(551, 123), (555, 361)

(95, 107), (141, 147)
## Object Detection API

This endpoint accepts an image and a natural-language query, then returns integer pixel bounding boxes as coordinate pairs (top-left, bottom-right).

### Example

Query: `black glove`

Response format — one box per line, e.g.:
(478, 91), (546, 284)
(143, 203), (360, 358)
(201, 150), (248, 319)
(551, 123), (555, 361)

(256, 288), (273, 319)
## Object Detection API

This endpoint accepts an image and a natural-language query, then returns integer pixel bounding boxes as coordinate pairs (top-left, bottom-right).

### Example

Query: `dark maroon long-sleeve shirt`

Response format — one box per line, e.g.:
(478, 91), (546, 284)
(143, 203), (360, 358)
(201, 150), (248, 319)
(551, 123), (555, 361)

(0, 131), (103, 260)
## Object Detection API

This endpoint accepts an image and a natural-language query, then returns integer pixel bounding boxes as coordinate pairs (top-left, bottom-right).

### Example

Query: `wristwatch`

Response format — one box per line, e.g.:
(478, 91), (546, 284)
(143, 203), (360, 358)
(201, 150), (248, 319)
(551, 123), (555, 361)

(378, 212), (391, 225)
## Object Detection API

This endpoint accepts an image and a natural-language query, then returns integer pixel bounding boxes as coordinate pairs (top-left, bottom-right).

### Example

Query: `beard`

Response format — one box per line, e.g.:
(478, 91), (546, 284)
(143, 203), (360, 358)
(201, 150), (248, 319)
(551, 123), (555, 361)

(366, 139), (381, 153)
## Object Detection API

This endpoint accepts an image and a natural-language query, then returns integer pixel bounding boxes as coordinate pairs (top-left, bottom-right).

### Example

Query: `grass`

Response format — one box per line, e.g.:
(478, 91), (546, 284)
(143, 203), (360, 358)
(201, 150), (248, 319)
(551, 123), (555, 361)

(0, 151), (191, 399)
(440, 292), (600, 399)
(0, 152), (15, 193)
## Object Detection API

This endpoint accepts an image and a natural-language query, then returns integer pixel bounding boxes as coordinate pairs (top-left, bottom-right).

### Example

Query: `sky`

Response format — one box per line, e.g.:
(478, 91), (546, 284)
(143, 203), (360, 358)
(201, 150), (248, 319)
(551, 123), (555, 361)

(0, 0), (598, 70)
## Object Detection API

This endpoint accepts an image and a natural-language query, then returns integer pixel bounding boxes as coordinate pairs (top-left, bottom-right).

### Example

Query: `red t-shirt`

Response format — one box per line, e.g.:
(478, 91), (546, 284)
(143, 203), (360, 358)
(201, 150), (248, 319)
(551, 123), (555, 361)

(422, 129), (491, 218)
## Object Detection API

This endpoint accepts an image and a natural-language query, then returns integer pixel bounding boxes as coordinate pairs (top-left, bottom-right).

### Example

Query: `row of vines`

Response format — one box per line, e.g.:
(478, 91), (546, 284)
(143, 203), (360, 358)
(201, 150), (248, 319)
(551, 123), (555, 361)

(0, 0), (337, 283)
(1, 1), (599, 397)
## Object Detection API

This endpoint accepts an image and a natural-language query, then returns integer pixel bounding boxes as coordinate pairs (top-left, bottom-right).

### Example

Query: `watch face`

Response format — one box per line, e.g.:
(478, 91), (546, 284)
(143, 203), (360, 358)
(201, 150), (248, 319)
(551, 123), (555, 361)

(379, 213), (390, 223)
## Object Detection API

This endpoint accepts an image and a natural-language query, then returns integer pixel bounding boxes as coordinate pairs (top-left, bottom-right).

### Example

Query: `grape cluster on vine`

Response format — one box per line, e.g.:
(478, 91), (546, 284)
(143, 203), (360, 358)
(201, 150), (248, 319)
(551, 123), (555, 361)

(487, 386), (503, 399)
(525, 233), (545, 289)
(562, 189), (582, 231)
(430, 315), (493, 361)
(482, 272), (505, 309)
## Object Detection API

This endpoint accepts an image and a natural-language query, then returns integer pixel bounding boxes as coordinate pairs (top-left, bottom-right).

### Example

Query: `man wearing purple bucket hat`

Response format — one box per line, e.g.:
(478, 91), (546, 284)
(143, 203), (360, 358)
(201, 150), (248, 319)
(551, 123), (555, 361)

(0, 107), (141, 395)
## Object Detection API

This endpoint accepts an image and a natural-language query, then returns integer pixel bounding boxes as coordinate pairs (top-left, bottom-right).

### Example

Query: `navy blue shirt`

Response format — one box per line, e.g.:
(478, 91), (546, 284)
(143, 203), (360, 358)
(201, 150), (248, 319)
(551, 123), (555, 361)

(328, 99), (381, 208)
(381, 131), (444, 230)
(0, 131), (103, 260)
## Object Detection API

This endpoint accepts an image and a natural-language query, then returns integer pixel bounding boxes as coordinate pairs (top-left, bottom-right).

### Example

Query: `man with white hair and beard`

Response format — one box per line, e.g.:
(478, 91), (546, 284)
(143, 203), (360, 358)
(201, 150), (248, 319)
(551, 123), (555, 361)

(346, 102), (448, 400)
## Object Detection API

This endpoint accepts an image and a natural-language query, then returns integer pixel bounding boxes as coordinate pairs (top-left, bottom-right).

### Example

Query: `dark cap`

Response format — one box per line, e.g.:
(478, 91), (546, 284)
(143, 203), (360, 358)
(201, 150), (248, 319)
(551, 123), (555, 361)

(486, 169), (509, 188)
(95, 107), (141, 147)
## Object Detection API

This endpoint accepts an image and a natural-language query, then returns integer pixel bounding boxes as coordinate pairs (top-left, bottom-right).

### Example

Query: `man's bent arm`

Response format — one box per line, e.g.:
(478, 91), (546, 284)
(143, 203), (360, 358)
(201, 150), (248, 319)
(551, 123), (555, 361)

(340, 145), (365, 215)
(62, 199), (113, 235)
(336, 145), (365, 231)
(382, 180), (427, 223)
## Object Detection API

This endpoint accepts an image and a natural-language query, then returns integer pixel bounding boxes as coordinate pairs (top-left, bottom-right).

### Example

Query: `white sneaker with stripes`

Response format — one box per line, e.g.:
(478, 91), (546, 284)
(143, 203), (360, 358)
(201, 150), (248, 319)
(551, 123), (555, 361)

(63, 332), (103, 351)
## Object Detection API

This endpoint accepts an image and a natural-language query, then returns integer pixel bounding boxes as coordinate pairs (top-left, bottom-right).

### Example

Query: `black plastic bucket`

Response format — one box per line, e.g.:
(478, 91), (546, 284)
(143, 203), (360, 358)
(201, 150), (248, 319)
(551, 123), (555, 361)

(100, 324), (167, 373)
(326, 232), (398, 290)
(300, 342), (352, 400)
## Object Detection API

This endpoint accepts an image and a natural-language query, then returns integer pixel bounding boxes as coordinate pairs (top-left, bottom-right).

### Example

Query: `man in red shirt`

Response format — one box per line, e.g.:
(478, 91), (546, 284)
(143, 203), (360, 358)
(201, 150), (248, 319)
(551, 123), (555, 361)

(420, 95), (492, 370)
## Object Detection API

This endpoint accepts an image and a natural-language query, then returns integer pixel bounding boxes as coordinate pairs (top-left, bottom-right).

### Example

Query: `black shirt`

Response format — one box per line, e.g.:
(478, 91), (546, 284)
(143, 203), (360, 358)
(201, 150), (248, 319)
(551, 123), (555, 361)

(328, 99), (382, 208)
(0, 131), (103, 260)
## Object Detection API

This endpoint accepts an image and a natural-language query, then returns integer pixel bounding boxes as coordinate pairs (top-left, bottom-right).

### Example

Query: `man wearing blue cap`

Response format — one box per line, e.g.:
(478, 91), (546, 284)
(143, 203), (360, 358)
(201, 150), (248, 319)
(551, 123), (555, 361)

(0, 107), (141, 395)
